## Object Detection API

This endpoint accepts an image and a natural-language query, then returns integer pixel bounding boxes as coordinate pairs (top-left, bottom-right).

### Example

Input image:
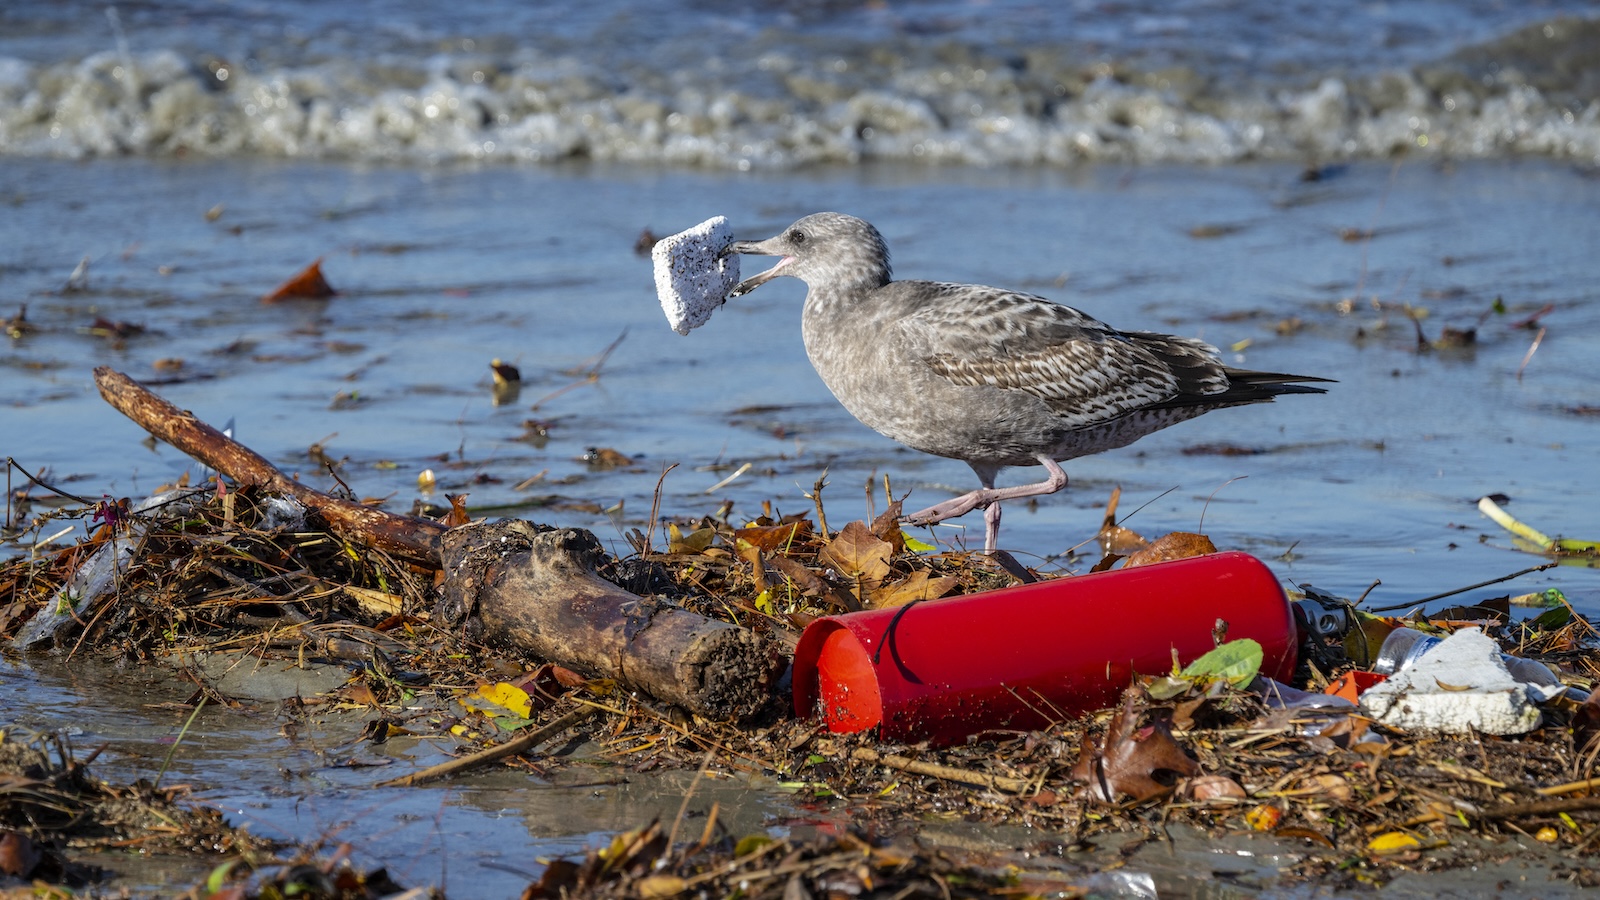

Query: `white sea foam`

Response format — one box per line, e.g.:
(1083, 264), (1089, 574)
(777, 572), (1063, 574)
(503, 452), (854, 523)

(1, 10), (1596, 168)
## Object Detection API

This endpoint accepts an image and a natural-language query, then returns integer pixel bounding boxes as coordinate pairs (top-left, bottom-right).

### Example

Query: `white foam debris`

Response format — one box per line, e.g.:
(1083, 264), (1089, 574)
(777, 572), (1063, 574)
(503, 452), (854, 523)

(1359, 627), (1543, 735)
(652, 216), (738, 335)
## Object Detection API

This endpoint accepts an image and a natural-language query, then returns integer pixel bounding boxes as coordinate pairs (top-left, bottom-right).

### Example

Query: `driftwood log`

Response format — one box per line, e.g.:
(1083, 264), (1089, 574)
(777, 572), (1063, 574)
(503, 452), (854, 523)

(437, 522), (779, 719)
(92, 367), (780, 721)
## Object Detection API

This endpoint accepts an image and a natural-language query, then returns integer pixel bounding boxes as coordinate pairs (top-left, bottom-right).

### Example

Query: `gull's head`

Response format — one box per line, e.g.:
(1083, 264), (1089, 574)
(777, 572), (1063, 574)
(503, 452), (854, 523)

(726, 212), (891, 297)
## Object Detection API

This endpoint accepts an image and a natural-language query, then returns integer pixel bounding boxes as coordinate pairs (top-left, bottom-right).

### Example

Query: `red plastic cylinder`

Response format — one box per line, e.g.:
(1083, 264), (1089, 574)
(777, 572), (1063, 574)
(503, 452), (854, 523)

(791, 551), (1297, 746)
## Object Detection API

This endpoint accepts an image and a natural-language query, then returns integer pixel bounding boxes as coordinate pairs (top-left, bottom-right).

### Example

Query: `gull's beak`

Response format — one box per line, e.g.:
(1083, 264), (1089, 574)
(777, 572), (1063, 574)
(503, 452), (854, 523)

(725, 236), (792, 298)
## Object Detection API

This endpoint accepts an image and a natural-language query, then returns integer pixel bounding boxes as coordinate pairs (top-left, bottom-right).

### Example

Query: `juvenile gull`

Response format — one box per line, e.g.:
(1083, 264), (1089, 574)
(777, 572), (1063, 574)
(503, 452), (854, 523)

(727, 212), (1329, 553)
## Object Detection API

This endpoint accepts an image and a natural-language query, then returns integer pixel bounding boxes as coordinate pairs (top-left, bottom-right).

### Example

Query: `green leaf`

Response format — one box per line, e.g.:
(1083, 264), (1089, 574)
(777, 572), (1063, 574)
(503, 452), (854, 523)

(206, 861), (238, 894)
(1530, 606), (1573, 631)
(902, 534), (936, 553)
(1145, 674), (1195, 700)
(1180, 639), (1264, 687)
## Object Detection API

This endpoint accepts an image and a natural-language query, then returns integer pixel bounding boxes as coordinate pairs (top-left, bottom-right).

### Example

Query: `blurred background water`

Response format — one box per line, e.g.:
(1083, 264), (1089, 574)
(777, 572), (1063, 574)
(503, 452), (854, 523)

(2, 1), (1600, 895)
(2, 0), (1599, 167)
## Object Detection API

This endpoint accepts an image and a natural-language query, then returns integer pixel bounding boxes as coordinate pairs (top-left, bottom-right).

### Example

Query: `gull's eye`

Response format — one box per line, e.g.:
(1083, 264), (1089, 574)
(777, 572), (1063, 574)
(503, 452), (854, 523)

(789, 229), (806, 244)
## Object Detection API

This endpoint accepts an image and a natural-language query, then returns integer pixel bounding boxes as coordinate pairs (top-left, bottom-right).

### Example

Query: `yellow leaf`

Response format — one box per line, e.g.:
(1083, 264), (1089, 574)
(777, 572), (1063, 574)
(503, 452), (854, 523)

(341, 584), (402, 617)
(636, 875), (686, 898)
(668, 522), (717, 554)
(1367, 831), (1422, 854)
(1244, 803), (1281, 831)
(463, 682), (533, 719)
(733, 835), (774, 857)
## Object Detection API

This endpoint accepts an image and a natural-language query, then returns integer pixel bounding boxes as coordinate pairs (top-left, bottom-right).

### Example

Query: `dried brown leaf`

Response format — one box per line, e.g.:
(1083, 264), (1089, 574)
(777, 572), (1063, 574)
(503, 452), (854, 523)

(735, 520), (811, 554)
(1071, 687), (1200, 803)
(0, 831), (41, 878)
(735, 540), (768, 594)
(444, 493), (472, 528)
(1184, 774), (1247, 801)
(262, 258), (336, 303)
(768, 555), (828, 597)
(1121, 532), (1216, 568)
(870, 500), (906, 554)
(820, 521), (892, 602)
(869, 570), (958, 608)
(1577, 691), (1600, 756)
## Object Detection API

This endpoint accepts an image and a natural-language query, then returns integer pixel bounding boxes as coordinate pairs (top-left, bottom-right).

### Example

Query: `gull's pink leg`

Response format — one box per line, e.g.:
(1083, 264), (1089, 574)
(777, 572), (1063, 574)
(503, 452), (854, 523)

(904, 456), (1068, 552)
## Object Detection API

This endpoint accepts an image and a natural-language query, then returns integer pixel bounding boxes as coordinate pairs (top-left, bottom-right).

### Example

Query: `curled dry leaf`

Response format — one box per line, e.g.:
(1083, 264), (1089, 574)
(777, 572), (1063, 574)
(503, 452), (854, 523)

(869, 569), (959, 609)
(0, 830), (42, 878)
(735, 519), (811, 553)
(1095, 486), (1149, 557)
(1184, 773), (1247, 801)
(1121, 532), (1217, 568)
(1071, 686), (1200, 803)
(1296, 773), (1352, 802)
(444, 493), (472, 528)
(768, 555), (829, 597)
(870, 500), (906, 554)
(1245, 803), (1283, 831)
(668, 522), (716, 554)
(819, 520), (892, 600)
(262, 258), (337, 303)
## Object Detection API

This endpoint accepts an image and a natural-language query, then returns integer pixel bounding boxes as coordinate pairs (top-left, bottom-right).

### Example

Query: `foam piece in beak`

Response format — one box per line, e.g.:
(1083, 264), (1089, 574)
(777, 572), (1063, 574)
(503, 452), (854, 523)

(652, 216), (739, 335)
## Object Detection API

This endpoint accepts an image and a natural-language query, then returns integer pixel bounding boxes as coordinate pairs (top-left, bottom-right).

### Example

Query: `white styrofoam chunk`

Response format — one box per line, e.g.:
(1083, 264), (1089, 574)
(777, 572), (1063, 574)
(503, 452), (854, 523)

(1359, 627), (1543, 735)
(652, 216), (739, 335)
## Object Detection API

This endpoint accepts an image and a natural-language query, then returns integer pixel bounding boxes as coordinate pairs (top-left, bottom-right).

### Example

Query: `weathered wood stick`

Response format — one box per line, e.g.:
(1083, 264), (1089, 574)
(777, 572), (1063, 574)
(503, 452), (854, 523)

(93, 367), (780, 721)
(376, 705), (600, 787)
(94, 366), (445, 566)
(849, 747), (1029, 793)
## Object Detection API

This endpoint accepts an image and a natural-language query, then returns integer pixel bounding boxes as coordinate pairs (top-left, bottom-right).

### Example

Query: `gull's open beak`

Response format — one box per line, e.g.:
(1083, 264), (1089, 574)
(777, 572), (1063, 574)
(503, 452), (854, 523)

(725, 237), (792, 298)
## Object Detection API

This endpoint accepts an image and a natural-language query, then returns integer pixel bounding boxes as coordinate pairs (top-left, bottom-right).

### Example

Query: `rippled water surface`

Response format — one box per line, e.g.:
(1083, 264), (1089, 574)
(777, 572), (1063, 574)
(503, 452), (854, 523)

(5, 156), (1597, 602)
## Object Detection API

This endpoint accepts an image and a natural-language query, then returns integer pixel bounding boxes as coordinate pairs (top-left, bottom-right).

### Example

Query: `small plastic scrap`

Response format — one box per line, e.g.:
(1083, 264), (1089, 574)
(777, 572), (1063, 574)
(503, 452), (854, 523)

(1324, 670), (1387, 705)
(259, 495), (308, 531)
(652, 216), (739, 335)
(12, 490), (194, 651)
(1359, 627), (1543, 735)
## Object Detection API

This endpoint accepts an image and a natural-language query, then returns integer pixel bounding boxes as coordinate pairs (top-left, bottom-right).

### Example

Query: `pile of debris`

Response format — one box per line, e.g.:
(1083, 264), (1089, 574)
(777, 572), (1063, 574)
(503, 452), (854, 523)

(3, 368), (1599, 897)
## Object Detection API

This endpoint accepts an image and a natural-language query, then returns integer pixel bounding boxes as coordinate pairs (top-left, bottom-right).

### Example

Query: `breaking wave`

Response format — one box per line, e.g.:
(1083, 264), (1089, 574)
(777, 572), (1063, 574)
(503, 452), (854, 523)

(1, 14), (1597, 168)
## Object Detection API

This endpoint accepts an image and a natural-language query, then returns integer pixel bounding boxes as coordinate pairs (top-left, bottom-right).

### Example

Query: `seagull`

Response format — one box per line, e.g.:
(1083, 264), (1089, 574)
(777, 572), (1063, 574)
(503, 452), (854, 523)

(727, 212), (1329, 553)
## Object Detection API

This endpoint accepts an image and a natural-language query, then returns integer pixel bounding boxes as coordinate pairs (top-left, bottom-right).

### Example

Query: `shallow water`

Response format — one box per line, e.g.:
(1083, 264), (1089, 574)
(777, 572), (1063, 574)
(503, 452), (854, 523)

(0, 653), (816, 896)
(3, 133), (1600, 900)
(4, 156), (1598, 599)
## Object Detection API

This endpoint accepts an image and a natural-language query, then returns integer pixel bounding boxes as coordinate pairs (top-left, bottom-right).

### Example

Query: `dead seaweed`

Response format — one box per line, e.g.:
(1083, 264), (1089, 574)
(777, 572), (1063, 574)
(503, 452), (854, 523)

(0, 728), (274, 884)
(4, 480), (1600, 894)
